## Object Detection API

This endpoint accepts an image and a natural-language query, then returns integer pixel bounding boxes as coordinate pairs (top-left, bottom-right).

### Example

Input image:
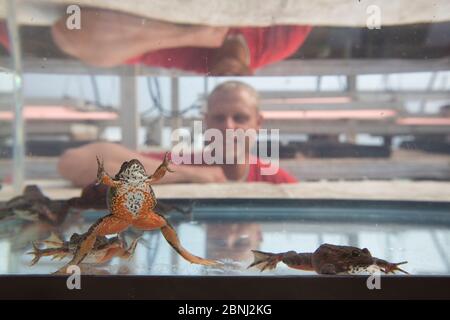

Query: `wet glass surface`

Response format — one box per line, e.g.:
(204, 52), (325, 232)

(1, 0), (450, 286)
(2, 1), (449, 76)
(1, 200), (449, 276)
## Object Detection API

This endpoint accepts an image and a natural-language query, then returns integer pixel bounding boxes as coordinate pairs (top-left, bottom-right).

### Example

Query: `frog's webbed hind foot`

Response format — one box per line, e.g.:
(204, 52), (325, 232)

(160, 222), (219, 266)
(248, 250), (283, 272)
(27, 242), (44, 266)
(123, 237), (141, 260)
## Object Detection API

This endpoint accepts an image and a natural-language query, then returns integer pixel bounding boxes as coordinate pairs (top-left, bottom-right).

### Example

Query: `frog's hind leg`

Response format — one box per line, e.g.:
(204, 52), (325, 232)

(98, 236), (142, 263)
(132, 211), (218, 266)
(54, 215), (130, 274)
(160, 221), (218, 266)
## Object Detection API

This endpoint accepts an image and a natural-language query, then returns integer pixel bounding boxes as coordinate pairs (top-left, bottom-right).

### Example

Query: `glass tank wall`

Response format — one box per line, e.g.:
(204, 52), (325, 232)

(0, 0), (449, 288)
(2, 201), (450, 276)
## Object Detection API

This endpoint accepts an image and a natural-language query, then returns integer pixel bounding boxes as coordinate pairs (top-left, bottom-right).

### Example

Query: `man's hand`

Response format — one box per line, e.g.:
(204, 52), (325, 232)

(52, 8), (230, 68)
(187, 26), (229, 48)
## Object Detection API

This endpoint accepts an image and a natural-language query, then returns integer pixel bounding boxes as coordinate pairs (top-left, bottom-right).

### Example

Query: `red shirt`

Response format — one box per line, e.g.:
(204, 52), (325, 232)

(142, 152), (298, 184)
(0, 22), (311, 73)
(127, 25), (312, 74)
(246, 156), (298, 184)
(0, 22), (10, 51)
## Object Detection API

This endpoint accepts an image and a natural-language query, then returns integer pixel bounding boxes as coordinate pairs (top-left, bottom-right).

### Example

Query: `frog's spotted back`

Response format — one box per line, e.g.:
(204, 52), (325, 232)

(115, 159), (148, 181)
(312, 243), (374, 273)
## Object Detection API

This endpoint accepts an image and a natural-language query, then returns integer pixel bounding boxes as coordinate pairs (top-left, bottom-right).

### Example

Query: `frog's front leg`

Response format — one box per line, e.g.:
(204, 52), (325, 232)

(96, 156), (120, 187)
(147, 152), (174, 183)
(318, 263), (337, 275)
(54, 214), (130, 274)
(132, 211), (218, 266)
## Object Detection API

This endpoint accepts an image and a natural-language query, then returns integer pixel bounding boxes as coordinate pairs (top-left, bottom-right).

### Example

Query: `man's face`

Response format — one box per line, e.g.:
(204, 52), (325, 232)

(205, 89), (263, 160)
(205, 89), (262, 133)
(206, 223), (263, 261)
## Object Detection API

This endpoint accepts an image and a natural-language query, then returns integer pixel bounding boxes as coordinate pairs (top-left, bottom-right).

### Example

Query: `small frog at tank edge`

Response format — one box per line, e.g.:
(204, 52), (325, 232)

(28, 232), (140, 265)
(248, 243), (408, 275)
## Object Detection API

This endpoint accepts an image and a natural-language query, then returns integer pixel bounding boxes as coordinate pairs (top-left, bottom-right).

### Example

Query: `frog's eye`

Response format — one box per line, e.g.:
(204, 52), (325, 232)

(362, 248), (370, 255)
(352, 250), (361, 257)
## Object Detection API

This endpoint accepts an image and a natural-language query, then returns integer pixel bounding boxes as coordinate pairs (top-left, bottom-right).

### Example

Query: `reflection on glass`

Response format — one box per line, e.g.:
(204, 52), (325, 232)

(0, 203), (449, 276)
(206, 223), (262, 262)
(0, 0), (449, 296)
(49, 8), (312, 75)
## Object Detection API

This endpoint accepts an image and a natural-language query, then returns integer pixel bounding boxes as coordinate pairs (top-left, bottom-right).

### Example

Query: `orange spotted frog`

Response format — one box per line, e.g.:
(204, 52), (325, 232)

(55, 153), (217, 273)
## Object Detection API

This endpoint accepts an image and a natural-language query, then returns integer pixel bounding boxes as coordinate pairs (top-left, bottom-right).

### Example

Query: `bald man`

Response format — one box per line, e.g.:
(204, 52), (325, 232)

(58, 81), (297, 187)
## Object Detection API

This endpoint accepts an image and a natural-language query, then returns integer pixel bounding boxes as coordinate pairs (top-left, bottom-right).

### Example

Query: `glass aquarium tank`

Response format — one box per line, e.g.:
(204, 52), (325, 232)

(0, 0), (450, 299)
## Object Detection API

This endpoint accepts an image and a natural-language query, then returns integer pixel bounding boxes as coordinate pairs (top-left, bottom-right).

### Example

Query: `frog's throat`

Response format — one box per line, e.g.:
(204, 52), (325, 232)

(346, 264), (374, 274)
(115, 160), (148, 181)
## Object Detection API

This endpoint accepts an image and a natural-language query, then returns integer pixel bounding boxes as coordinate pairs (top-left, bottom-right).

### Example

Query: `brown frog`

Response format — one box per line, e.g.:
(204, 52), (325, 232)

(28, 232), (139, 265)
(0, 185), (69, 225)
(55, 153), (217, 273)
(248, 243), (408, 275)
